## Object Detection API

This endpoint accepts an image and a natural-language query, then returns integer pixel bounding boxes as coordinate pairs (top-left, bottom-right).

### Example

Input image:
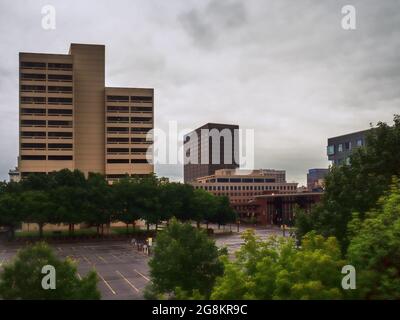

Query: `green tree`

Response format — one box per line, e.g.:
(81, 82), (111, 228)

(147, 218), (224, 298)
(347, 179), (400, 299)
(0, 242), (100, 299)
(191, 188), (217, 228)
(112, 177), (142, 233)
(51, 169), (88, 234)
(211, 230), (346, 300)
(138, 175), (163, 231)
(211, 196), (237, 229)
(84, 173), (113, 235)
(296, 115), (400, 251)
(0, 192), (24, 239)
(21, 190), (55, 238)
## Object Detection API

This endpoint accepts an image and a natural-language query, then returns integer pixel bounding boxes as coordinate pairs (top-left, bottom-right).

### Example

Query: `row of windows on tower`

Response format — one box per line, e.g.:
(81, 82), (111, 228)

(21, 120), (72, 127)
(107, 159), (149, 164)
(21, 85), (73, 93)
(107, 137), (152, 144)
(106, 117), (152, 123)
(21, 143), (72, 149)
(21, 108), (72, 115)
(21, 155), (73, 161)
(107, 106), (152, 112)
(106, 95), (153, 103)
(21, 73), (73, 81)
(21, 97), (73, 104)
(21, 131), (72, 138)
(20, 62), (72, 70)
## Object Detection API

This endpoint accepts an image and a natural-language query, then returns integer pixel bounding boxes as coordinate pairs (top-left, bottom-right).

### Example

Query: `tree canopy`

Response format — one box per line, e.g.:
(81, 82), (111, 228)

(296, 115), (400, 251)
(0, 170), (237, 238)
(147, 218), (225, 298)
(346, 179), (400, 299)
(211, 230), (346, 300)
(0, 242), (100, 300)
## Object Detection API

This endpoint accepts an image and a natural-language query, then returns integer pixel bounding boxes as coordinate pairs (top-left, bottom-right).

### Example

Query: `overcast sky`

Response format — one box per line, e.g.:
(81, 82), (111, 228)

(0, 0), (399, 184)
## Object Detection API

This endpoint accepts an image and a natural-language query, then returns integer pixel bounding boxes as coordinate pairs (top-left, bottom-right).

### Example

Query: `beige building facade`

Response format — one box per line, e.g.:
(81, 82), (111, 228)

(18, 43), (153, 180)
(189, 169), (298, 218)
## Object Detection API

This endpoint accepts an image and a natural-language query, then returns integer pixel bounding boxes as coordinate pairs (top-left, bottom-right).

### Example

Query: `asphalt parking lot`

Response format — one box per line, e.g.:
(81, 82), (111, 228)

(0, 227), (286, 300)
(0, 241), (150, 300)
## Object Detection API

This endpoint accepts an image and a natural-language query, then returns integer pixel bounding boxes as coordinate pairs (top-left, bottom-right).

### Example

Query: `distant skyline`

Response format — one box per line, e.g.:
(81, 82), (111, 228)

(0, 0), (399, 184)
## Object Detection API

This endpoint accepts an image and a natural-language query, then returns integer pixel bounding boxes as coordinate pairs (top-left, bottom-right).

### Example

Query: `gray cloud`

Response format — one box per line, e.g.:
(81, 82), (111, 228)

(179, 0), (247, 48)
(0, 0), (399, 184)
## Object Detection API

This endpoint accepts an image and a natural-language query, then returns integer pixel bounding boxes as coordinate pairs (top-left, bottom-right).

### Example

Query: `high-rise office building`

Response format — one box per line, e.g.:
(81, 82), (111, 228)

(18, 43), (153, 181)
(183, 123), (239, 183)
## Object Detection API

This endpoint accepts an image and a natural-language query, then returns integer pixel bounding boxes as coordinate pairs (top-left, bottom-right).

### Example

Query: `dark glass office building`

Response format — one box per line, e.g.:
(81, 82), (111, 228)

(183, 123), (239, 183)
(327, 129), (370, 165)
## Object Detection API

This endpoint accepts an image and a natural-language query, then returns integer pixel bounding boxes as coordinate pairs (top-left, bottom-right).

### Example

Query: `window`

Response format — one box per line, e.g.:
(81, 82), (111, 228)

(107, 127), (129, 133)
(107, 159), (129, 164)
(48, 63), (72, 70)
(21, 85), (46, 92)
(48, 74), (73, 82)
(131, 138), (148, 143)
(48, 132), (72, 138)
(107, 96), (129, 102)
(21, 108), (46, 115)
(48, 120), (72, 127)
(48, 97), (73, 105)
(131, 106), (152, 112)
(107, 137), (129, 144)
(107, 148), (129, 154)
(48, 155), (73, 161)
(356, 139), (363, 147)
(338, 144), (343, 152)
(345, 142), (351, 150)
(21, 131), (46, 138)
(107, 116), (129, 123)
(131, 96), (153, 103)
(48, 86), (73, 93)
(131, 148), (148, 153)
(20, 62), (46, 69)
(21, 155), (46, 160)
(131, 159), (149, 164)
(327, 145), (334, 155)
(107, 106), (129, 113)
(21, 96), (46, 104)
(21, 120), (46, 127)
(131, 127), (152, 134)
(48, 109), (73, 116)
(48, 143), (73, 149)
(131, 117), (152, 123)
(21, 73), (46, 80)
(21, 143), (46, 149)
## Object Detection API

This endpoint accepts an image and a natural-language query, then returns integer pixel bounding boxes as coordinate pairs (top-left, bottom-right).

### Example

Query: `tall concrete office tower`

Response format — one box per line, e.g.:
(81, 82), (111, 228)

(18, 43), (153, 181)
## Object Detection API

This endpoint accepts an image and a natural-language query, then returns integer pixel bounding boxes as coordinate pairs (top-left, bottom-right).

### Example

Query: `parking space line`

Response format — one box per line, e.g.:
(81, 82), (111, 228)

(97, 255), (107, 263)
(134, 269), (150, 281)
(97, 272), (116, 295)
(82, 255), (92, 265)
(112, 254), (124, 262)
(77, 273), (82, 280)
(116, 270), (139, 293)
